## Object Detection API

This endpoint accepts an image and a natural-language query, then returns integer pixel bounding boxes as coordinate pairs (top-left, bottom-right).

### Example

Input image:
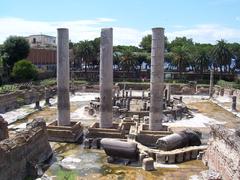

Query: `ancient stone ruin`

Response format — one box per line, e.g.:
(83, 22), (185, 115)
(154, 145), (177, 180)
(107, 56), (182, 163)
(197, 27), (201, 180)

(1, 26), (239, 179)
(46, 28), (83, 143)
(202, 125), (240, 180)
(0, 118), (52, 179)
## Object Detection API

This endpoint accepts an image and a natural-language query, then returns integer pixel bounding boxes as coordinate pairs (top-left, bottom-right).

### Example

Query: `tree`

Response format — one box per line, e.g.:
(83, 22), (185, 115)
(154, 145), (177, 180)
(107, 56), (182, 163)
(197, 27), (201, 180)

(2, 36), (30, 71)
(168, 37), (194, 75)
(119, 50), (137, 72)
(73, 38), (100, 71)
(194, 44), (213, 74)
(133, 52), (148, 71)
(139, 35), (152, 52)
(140, 35), (169, 52)
(11, 60), (38, 82)
(211, 40), (232, 78)
(228, 43), (240, 70)
(74, 40), (94, 72)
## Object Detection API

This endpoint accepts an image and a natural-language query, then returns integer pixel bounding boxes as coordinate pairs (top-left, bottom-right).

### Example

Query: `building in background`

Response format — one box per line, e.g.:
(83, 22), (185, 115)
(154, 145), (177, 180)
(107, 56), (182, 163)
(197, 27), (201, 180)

(27, 48), (56, 72)
(25, 34), (56, 48)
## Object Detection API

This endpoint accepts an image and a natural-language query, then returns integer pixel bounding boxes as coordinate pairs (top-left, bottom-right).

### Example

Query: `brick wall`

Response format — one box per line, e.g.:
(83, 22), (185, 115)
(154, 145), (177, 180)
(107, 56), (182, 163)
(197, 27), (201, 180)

(203, 125), (240, 180)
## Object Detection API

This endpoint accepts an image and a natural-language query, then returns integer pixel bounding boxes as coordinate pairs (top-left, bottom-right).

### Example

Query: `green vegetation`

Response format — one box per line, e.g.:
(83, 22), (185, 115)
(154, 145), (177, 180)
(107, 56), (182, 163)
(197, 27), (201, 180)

(38, 78), (56, 86)
(217, 79), (240, 89)
(1, 36), (30, 70)
(11, 60), (38, 82)
(56, 170), (77, 180)
(71, 35), (240, 81)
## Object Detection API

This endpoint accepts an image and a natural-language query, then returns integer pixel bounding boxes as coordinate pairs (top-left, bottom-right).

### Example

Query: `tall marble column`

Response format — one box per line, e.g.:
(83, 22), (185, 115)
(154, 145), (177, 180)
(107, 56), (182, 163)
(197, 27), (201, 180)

(57, 28), (70, 126)
(149, 27), (164, 131)
(99, 28), (113, 128)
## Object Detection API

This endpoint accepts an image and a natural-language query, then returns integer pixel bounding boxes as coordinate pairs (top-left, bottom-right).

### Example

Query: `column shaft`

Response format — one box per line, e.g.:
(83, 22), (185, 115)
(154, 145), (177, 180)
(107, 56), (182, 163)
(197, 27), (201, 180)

(100, 28), (113, 128)
(57, 28), (70, 126)
(149, 28), (164, 131)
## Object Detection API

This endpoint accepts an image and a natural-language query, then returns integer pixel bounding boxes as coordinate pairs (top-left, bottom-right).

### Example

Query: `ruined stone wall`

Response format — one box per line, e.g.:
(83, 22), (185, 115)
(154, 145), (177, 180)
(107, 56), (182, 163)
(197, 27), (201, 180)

(0, 86), (56, 113)
(117, 83), (209, 95)
(0, 119), (52, 180)
(203, 125), (240, 180)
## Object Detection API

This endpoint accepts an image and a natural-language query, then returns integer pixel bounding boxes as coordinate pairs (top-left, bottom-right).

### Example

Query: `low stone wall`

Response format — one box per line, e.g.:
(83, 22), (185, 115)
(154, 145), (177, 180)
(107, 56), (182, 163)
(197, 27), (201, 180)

(0, 85), (56, 113)
(116, 83), (209, 95)
(203, 125), (240, 180)
(0, 118), (52, 179)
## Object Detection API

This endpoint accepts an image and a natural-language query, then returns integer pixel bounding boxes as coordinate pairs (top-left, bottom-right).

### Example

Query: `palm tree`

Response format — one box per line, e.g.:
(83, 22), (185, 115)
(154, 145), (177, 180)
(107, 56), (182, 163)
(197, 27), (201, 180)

(74, 40), (94, 73)
(211, 40), (232, 79)
(171, 45), (191, 76)
(119, 50), (137, 72)
(194, 44), (212, 75)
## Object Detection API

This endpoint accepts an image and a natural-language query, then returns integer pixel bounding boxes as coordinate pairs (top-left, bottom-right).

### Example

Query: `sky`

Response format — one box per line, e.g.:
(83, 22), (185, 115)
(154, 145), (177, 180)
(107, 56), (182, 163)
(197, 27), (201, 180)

(0, 0), (240, 46)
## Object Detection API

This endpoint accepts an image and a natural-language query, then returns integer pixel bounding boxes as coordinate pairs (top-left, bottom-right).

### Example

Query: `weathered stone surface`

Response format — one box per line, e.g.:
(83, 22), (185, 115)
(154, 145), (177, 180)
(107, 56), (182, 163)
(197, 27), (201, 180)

(57, 28), (70, 126)
(86, 122), (125, 139)
(156, 130), (201, 151)
(203, 125), (240, 180)
(0, 116), (8, 141)
(99, 28), (113, 128)
(0, 118), (52, 179)
(201, 170), (222, 180)
(149, 27), (164, 131)
(101, 138), (138, 160)
(142, 157), (154, 171)
(47, 121), (83, 143)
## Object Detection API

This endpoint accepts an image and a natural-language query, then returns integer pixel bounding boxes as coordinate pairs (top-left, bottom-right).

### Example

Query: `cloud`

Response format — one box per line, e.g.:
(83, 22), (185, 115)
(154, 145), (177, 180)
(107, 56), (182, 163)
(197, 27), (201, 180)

(0, 17), (116, 44)
(0, 17), (240, 46)
(166, 24), (240, 44)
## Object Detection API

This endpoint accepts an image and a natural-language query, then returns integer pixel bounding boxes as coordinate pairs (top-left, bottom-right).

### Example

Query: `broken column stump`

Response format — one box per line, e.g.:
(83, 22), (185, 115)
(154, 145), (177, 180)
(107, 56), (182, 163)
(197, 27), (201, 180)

(0, 116), (9, 141)
(142, 157), (155, 171)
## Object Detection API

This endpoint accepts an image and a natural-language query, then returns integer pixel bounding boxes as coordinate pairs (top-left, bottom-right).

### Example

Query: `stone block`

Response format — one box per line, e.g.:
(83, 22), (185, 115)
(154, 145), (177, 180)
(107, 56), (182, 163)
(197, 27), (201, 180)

(83, 139), (92, 149)
(176, 153), (184, 163)
(168, 154), (176, 164)
(184, 151), (191, 161)
(47, 121), (83, 143)
(139, 152), (148, 164)
(142, 157), (154, 171)
(91, 138), (101, 149)
(156, 153), (166, 164)
(191, 150), (198, 159)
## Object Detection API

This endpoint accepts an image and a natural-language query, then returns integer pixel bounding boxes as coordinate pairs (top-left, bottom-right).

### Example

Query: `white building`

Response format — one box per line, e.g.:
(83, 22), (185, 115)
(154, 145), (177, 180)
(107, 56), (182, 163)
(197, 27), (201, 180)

(25, 34), (56, 48)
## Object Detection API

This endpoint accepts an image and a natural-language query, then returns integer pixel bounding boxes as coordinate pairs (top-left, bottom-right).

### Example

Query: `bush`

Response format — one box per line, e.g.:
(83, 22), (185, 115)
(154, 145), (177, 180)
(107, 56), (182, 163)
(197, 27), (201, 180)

(11, 60), (38, 82)
(217, 79), (240, 90)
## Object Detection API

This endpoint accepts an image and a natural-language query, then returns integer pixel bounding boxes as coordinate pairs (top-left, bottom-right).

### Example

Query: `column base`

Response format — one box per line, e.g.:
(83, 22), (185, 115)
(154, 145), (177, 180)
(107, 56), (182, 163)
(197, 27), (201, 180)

(84, 122), (125, 149)
(135, 124), (171, 146)
(47, 121), (83, 143)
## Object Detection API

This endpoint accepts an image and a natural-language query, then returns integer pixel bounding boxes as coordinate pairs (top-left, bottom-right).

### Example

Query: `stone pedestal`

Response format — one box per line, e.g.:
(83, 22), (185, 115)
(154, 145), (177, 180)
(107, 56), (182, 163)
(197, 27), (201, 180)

(149, 27), (164, 131)
(86, 122), (125, 139)
(47, 121), (83, 143)
(135, 124), (171, 146)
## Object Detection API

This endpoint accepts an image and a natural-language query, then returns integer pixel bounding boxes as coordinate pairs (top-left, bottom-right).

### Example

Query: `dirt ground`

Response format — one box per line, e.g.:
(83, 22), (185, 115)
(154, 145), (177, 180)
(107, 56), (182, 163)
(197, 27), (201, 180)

(187, 100), (240, 129)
